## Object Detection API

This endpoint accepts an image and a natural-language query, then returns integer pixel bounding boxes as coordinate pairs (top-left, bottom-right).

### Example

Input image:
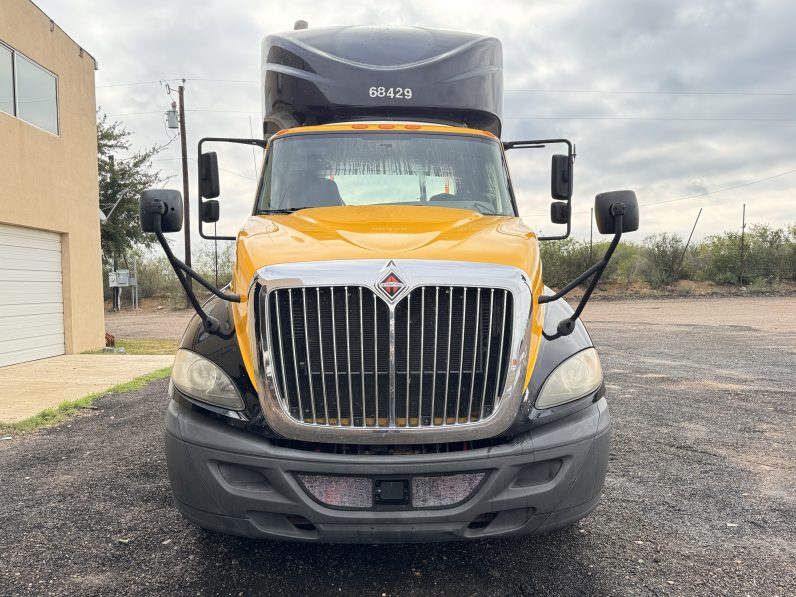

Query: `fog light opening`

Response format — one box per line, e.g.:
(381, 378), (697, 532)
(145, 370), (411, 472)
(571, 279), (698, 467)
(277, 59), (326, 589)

(286, 515), (316, 532)
(468, 512), (497, 530)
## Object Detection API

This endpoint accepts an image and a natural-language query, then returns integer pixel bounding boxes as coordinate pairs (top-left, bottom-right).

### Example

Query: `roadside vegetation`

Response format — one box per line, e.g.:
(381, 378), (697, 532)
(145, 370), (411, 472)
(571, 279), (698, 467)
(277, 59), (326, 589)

(104, 242), (235, 305)
(0, 367), (172, 434)
(86, 339), (179, 355)
(540, 223), (796, 293)
(107, 223), (796, 303)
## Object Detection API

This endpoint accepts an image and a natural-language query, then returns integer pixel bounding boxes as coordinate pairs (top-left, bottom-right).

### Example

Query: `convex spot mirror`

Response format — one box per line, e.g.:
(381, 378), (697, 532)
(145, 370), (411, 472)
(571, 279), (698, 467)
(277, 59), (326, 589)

(199, 152), (220, 199)
(139, 189), (182, 232)
(594, 190), (640, 234)
(201, 199), (220, 223)
(550, 201), (570, 225)
(140, 189), (183, 233)
(551, 154), (573, 200)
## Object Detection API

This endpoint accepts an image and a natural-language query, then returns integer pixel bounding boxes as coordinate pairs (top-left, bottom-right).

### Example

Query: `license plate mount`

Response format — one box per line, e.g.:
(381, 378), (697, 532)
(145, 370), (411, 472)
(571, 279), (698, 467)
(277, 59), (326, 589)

(373, 479), (410, 505)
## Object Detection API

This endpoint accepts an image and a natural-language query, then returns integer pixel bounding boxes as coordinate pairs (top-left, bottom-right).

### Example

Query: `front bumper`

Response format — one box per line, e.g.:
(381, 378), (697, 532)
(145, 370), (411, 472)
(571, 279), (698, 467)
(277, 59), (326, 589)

(164, 397), (610, 543)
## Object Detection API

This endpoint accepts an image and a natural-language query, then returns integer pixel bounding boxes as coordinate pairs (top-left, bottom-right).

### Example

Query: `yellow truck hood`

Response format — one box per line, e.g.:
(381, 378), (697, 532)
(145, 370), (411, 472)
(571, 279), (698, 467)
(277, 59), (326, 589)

(230, 205), (543, 390)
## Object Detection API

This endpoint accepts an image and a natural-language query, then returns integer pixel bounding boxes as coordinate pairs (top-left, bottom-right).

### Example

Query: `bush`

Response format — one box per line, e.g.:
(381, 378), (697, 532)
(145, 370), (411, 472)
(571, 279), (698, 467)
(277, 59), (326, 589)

(701, 224), (796, 285)
(105, 222), (795, 302)
(642, 233), (685, 287)
(104, 242), (235, 302)
(539, 238), (593, 289)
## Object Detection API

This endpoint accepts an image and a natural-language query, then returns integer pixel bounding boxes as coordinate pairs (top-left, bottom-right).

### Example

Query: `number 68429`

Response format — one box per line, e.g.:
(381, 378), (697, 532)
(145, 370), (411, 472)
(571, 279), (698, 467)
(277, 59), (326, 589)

(368, 86), (413, 99)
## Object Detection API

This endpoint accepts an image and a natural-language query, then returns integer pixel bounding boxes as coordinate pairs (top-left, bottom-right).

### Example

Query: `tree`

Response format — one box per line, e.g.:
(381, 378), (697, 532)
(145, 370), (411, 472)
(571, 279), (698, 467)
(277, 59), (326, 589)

(98, 112), (167, 266)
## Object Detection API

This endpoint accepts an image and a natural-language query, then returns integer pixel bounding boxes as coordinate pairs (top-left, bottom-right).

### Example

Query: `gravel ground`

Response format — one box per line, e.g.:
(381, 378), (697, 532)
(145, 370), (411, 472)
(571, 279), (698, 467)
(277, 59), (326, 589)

(1, 297), (794, 596)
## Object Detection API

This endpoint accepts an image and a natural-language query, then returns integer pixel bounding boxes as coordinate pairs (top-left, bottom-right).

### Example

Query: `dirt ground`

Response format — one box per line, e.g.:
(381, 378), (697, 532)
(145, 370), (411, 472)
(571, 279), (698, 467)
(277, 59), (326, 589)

(104, 295), (796, 340)
(104, 300), (193, 341)
(1, 296), (794, 596)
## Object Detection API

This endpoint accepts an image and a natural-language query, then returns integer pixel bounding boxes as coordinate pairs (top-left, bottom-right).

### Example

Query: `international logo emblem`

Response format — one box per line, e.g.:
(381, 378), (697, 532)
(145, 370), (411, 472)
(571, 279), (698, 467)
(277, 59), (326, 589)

(378, 272), (405, 300)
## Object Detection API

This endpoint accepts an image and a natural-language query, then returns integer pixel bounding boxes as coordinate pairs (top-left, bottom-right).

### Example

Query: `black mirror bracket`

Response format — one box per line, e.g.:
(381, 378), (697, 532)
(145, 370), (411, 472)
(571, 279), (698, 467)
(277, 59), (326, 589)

(197, 136), (266, 242)
(150, 209), (240, 335)
(538, 206), (626, 338)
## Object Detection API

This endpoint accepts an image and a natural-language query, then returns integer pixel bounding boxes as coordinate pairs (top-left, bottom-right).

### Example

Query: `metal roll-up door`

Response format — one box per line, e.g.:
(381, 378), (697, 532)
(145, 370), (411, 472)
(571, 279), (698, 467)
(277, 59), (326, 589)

(0, 223), (65, 367)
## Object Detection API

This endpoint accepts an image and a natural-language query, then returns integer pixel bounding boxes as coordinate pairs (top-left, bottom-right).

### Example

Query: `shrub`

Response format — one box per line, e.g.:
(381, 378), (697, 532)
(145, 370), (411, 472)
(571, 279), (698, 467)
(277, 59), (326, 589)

(539, 238), (592, 289)
(642, 233), (685, 287)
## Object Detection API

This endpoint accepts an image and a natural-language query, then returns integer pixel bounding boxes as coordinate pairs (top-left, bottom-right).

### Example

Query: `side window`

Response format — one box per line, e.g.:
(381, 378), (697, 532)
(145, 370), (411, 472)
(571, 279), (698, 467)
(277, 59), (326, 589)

(14, 53), (58, 134)
(0, 44), (13, 116)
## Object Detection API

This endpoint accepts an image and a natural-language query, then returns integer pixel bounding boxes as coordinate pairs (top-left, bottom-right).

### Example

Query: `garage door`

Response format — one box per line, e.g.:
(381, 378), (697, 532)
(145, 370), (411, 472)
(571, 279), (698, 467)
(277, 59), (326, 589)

(0, 223), (65, 367)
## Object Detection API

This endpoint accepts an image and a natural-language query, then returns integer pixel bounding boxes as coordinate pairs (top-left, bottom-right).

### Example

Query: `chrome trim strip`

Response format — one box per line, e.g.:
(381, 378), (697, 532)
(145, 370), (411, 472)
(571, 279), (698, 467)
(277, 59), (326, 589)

(466, 288), (481, 423)
(358, 287), (366, 425)
(443, 286), (453, 424)
(315, 288), (329, 422)
(274, 293), (289, 411)
(249, 259), (533, 444)
(373, 292), (379, 425)
(405, 293), (411, 424)
(330, 289), (341, 423)
(480, 289), (495, 420)
(455, 288), (467, 423)
(301, 288), (317, 423)
(495, 290), (508, 405)
(287, 289), (304, 420)
(430, 287), (439, 425)
(344, 288), (354, 426)
(388, 292), (397, 427)
(418, 289), (425, 426)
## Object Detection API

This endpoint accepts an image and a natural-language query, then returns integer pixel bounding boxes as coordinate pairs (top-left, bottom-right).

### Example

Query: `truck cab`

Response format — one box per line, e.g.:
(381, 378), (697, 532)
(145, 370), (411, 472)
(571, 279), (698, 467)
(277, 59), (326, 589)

(142, 25), (638, 542)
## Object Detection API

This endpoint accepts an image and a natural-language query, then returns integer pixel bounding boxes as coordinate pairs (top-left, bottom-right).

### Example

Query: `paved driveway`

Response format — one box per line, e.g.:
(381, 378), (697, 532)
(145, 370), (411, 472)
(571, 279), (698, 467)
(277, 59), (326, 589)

(0, 354), (173, 421)
(0, 298), (794, 596)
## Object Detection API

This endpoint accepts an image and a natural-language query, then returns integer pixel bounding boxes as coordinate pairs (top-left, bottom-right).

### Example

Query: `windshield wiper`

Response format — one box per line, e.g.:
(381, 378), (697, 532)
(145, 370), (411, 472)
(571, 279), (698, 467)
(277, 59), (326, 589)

(257, 207), (311, 215)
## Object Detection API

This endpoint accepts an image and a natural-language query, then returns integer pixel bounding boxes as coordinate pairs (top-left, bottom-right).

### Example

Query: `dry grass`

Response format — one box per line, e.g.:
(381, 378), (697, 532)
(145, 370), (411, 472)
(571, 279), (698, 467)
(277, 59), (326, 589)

(86, 338), (178, 355)
(0, 367), (172, 434)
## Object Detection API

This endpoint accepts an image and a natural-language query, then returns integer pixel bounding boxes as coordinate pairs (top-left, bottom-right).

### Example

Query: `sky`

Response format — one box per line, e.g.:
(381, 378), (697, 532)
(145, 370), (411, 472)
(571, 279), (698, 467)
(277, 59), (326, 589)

(34, 0), (796, 251)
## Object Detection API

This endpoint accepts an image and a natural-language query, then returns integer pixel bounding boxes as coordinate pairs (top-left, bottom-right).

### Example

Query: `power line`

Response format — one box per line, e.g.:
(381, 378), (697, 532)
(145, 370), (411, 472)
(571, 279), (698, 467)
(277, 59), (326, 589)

(97, 78), (258, 89)
(151, 156), (257, 181)
(505, 116), (796, 122)
(96, 80), (163, 89)
(506, 88), (796, 97)
(185, 78), (258, 84)
(642, 167), (796, 207)
(96, 78), (796, 97)
(106, 109), (259, 117)
(107, 110), (796, 122)
(523, 167), (796, 218)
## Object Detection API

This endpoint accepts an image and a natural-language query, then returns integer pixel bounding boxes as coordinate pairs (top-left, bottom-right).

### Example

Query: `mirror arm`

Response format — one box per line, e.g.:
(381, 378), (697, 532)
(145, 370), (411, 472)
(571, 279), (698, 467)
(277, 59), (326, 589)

(152, 212), (240, 334)
(198, 137), (265, 242)
(539, 208), (625, 337)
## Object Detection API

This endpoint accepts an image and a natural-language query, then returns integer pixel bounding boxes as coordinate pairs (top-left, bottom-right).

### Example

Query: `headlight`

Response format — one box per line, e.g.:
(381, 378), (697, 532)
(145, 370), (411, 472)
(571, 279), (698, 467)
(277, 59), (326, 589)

(535, 348), (603, 409)
(171, 349), (245, 411)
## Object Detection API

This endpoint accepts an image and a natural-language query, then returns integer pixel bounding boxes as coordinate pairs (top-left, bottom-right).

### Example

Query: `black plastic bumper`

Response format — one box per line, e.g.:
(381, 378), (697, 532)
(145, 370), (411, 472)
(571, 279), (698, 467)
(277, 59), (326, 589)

(164, 398), (610, 543)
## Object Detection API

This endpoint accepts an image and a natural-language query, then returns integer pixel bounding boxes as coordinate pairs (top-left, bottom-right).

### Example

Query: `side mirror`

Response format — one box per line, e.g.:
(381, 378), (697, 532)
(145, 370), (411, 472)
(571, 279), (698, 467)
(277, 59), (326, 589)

(550, 201), (569, 225)
(551, 154), (573, 200)
(201, 199), (220, 223)
(594, 190), (640, 234)
(140, 189), (183, 233)
(199, 152), (220, 199)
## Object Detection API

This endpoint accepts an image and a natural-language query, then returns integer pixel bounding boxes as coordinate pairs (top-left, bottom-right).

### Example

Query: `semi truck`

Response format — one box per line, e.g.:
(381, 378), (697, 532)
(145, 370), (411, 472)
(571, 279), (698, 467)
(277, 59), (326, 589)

(139, 24), (639, 542)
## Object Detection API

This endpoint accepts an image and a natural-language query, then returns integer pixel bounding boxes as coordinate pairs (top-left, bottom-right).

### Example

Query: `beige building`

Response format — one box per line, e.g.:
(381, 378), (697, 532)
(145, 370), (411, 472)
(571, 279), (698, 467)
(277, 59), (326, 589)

(0, 0), (104, 366)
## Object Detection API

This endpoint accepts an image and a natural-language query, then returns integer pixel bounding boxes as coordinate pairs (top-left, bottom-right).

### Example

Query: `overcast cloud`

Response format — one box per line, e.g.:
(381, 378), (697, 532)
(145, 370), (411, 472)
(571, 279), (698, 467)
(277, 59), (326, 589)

(34, 0), (796, 249)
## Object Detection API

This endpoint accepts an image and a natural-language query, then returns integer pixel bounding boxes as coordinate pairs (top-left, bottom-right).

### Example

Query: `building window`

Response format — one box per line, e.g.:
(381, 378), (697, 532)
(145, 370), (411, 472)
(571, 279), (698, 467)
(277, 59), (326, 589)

(15, 54), (58, 134)
(0, 44), (13, 116)
(0, 41), (59, 135)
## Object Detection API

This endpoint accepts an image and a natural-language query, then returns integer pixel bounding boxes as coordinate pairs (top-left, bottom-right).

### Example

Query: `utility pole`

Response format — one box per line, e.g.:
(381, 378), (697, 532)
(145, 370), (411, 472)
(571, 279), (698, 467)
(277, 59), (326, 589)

(738, 203), (746, 286)
(178, 82), (192, 299)
(589, 208), (594, 261)
(676, 207), (702, 274)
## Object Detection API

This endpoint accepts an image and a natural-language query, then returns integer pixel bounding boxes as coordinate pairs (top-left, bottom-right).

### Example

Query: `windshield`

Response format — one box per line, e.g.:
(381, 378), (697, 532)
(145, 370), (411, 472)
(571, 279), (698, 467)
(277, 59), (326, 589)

(256, 132), (515, 216)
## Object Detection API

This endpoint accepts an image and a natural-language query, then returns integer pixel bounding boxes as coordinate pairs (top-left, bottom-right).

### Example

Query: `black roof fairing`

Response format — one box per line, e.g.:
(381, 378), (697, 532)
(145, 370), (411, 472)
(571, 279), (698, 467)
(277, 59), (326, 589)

(261, 26), (503, 136)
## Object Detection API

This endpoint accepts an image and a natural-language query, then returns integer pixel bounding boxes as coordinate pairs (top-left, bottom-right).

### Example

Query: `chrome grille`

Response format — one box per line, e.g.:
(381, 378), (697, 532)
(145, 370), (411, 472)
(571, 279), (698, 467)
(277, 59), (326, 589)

(264, 285), (513, 428)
